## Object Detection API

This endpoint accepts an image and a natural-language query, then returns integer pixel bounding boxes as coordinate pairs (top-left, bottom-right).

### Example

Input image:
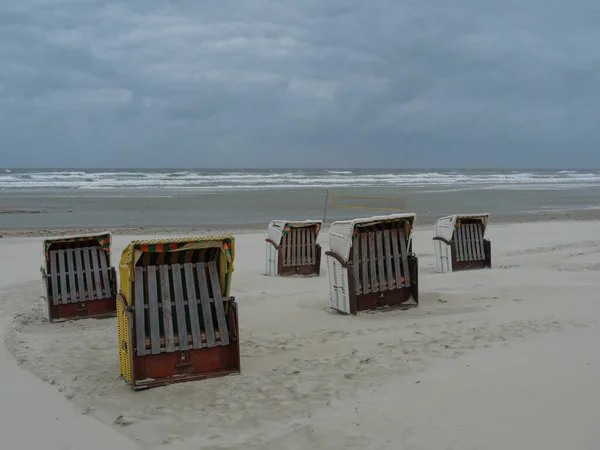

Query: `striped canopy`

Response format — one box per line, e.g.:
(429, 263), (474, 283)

(43, 232), (111, 260)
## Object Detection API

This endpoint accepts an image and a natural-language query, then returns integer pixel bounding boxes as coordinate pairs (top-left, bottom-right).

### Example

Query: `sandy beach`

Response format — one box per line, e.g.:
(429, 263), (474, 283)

(1, 220), (600, 449)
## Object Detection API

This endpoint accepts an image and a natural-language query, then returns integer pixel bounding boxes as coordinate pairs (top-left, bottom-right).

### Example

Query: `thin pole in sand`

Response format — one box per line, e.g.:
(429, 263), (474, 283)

(323, 189), (329, 223)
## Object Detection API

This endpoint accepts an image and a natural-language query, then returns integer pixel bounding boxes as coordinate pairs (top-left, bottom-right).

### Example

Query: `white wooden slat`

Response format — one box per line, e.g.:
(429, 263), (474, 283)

(399, 228), (411, 287)
(49, 251), (60, 306)
(89, 247), (102, 299)
(58, 250), (68, 304)
(361, 233), (370, 293)
(196, 263), (216, 347)
(465, 223), (473, 260)
(368, 232), (378, 293)
(134, 266), (146, 356)
(384, 230), (394, 290)
(308, 229), (315, 265)
(476, 224), (486, 260)
(467, 224), (476, 260)
(352, 236), (361, 295)
(472, 223), (483, 261)
(281, 234), (288, 267)
(463, 224), (471, 261)
(183, 263), (203, 349)
(303, 228), (309, 265)
(83, 248), (96, 300)
(147, 266), (161, 355)
(208, 262), (229, 346)
(159, 265), (175, 353)
(298, 228), (306, 266)
(74, 248), (86, 302)
(391, 229), (403, 288)
(454, 227), (463, 262)
(98, 249), (112, 298)
(376, 230), (387, 291)
(171, 264), (189, 351)
(66, 249), (77, 303)
(459, 225), (467, 261)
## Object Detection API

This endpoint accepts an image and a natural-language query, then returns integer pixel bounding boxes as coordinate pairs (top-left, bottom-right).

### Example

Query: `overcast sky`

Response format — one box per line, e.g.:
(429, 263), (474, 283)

(1, 1), (599, 168)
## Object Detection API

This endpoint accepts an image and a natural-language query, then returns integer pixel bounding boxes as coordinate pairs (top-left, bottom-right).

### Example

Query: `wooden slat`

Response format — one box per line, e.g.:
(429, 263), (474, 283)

(461, 225), (469, 261)
(467, 224), (475, 261)
(134, 266), (146, 356)
(290, 230), (295, 266)
(159, 265), (175, 352)
(65, 249), (77, 303)
(352, 236), (361, 295)
(145, 331), (224, 350)
(474, 224), (484, 260)
(454, 227), (462, 262)
(306, 230), (312, 265)
(376, 230), (387, 291)
(476, 224), (486, 260)
(466, 224), (473, 260)
(58, 250), (68, 304)
(391, 229), (403, 288)
(183, 263), (203, 349)
(368, 232), (378, 292)
(49, 251), (60, 306)
(196, 263), (216, 347)
(304, 228), (309, 265)
(383, 230), (394, 290)
(470, 224), (480, 260)
(460, 224), (469, 261)
(83, 248), (95, 300)
(98, 250), (112, 298)
(208, 262), (229, 346)
(399, 228), (411, 287)
(309, 229), (315, 265)
(456, 226), (465, 262)
(294, 229), (299, 265)
(146, 266), (161, 355)
(360, 233), (370, 294)
(74, 249), (86, 302)
(281, 234), (288, 267)
(171, 264), (189, 351)
(299, 228), (304, 265)
(89, 247), (102, 299)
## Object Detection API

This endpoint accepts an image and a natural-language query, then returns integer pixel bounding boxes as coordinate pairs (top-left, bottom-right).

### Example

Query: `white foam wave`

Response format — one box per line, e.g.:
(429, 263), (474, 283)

(1, 170), (600, 191)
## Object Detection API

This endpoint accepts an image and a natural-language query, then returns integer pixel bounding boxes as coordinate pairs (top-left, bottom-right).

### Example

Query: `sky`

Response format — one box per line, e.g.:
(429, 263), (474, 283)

(1, 0), (600, 169)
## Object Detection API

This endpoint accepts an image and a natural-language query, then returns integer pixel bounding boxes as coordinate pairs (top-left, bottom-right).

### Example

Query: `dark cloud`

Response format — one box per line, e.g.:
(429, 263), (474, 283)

(1, 0), (599, 168)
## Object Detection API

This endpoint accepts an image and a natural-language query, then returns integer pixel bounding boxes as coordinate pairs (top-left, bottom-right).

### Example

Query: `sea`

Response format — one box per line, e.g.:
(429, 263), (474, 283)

(1, 168), (600, 229)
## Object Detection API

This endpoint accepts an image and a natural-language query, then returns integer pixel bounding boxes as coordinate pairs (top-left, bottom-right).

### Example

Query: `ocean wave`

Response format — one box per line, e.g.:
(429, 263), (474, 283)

(1, 169), (600, 191)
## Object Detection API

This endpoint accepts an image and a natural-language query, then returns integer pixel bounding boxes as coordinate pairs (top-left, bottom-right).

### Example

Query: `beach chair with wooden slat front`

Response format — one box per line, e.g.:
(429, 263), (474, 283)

(117, 236), (240, 389)
(325, 214), (419, 315)
(40, 232), (117, 322)
(265, 220), (323, 276)
(433, 214), (491, 273)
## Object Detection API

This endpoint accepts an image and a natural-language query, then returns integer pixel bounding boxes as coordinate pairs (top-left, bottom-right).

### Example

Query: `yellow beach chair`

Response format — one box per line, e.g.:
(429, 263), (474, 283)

(117, 235), (240, 389)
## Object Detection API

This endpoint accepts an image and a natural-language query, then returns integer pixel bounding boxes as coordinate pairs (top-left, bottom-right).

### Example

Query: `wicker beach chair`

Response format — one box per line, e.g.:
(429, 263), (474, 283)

(265, 220), (323, 276)
(325, 214), (419, 314)
(117, 235), (240, 389)
(40, 232), (117, 322)
(433, 214), (491, 273)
